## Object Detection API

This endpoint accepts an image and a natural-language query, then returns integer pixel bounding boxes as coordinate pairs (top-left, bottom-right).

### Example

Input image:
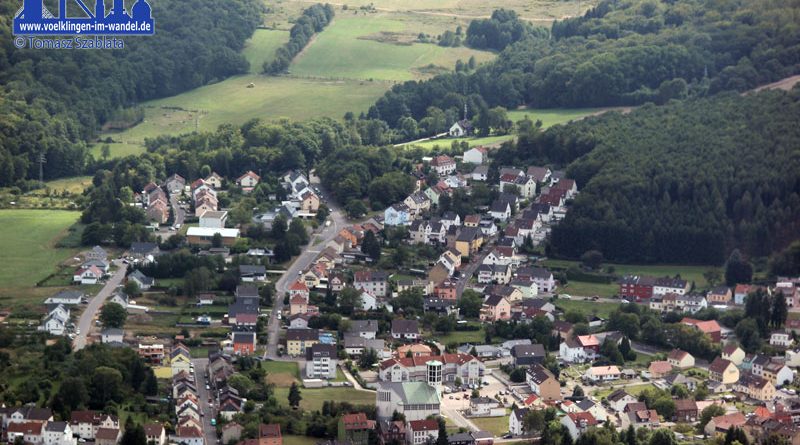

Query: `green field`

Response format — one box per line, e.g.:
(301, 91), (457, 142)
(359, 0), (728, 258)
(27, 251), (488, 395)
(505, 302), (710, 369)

(31, 176), (93, 195)
(404, 134), (514, 151)
(507, 107), (613, 127)
(0, 210), (81, 295)
(283, 436), (318, 445)
(292, 15), (494, 81)
(543, 259), (720, 290)
(471, 415), (509, 436)
(559, 281), (619, 298)
(554, 299), (619, 319)
(273, 386), (375, 411)
(594, 383), (656, 399)
(242, 29), (290, 74)
(439, 327), (486, 345)
(90, 142), (146, 160)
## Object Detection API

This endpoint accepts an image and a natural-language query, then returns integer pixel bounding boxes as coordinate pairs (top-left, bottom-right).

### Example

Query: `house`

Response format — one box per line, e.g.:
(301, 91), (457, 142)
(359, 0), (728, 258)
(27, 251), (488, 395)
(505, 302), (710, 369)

(709, 357), (739, 384)
(199, 210), (228, 229)
(354, 270), (390, 297)
(378, 353), (484, 386)
(202, 172), (223, 189)
(300, 190), (320, 213)
(560, 412), (598, 440)
(455, 227), (483, 258)
(648, 361), (673, 379)
(174, 426), (203, 445)
(146, 200), (169, 224)
(618, 275), (656, 302)
(626, 410), (660, 430)
(286, 328), (319, 356)
(232, 331), (257, 355)
(653, 276), (690, 296)
(74, 265), (103, 285)
(667, 349), (695, 369)
(338, 413), (375, 445)
(707, 286), (732, 305)
(138, 344), (165, 365)
(463, 146), (488, 165)
(129, 242), (160, 260)
(526, 363), (561, 401)
(344, 336), (387, 358)
(681, 318), (722, 342)
(143, 423), (166, 445)
(480, 295), (511, 322)
(672, 399), (698, 423)
(349, 320), (379, 339)
(406, 420), (439, 445)
(585, 366), (621, 382)
(448, 120), (473, 138)
(8, 422), (44, 445)
(101, 328), (124, 344)
(85, 245), (108, 262)
(722, 343), (746, 365)
(512, 344), (545, 367)
(771, 332), (793, 348)
(164, 174), (185, 194)
(404, 192), (431, 216)
(392, 319), (420, 341)
(40, 305), (70, 336)
(128, 269), (154, 290)
(94, 428), (120, 445)
(221, 423), (242, 445)
(375, 382), (440, 421)
(396, 343), (432, 358)
(735, 372), (776, 401)
(237, 171), (261, 190)
(758, 358), (794, 387)
(259, 424), (282, 445)
(44, 290), (84, 306)
(43, 421), (76, 445)
(488, 201), (512, 223)
(186, 227), (240, 246)
(377, 420), (406, 445)
(306, 343), (338, 379)
(469, 397), (503, 417)
(607, 390), (637, 412)
(509, 407), (529, 436)
(516, 267), (556, 293)
(385, 204), (412, 226)
(240, 265), (267, 283)
(704, 412), (746, 436)
(559, 337), (589, 363)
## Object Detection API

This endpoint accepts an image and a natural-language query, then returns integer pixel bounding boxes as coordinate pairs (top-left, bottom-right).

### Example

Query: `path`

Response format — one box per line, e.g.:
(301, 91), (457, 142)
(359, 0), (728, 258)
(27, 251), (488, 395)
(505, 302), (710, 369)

(264, 172), (347, 359)
(750, 75), (800, 93)
(441, 405), (481, 432)
(73, 259), (128, 350)
(339, 364), (374, 392)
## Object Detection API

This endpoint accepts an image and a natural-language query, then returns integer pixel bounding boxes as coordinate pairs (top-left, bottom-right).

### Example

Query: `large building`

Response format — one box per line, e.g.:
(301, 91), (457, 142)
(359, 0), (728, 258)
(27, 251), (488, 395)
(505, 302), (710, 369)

(376, 382), (440, 421)
(378, 353), (484, 386)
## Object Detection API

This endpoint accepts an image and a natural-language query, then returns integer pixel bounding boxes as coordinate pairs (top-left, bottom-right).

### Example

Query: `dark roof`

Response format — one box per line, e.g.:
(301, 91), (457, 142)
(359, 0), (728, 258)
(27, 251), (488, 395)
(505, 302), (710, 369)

(286, 328), (319, 341)
(129, 242), (159, 255)
(235, 285), (259, 298)
(240, 265), (267, 275)
(349, 320), (379, 333)
(512, 344), (545, 358)
(709, 357), (734, 373)
(129, 269), (154, 285)
(306, 343), (336, 360)
(526, 363), (555, 384)
(392, 319), (419, 335)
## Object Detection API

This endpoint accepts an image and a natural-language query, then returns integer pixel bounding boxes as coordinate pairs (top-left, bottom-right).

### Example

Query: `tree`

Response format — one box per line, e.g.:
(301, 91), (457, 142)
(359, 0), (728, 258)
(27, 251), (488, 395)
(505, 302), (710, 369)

(99, 302), (127, 328)
(100, 144), (111, 160)
(211, 232), (223, 248)
(703, 269), (722, 287)
(361, 230), (382, 261)
(338, 287), (362, 315)
(123, 280), (141, 298)
(184, 267), (214, 297)
(771, 292), (788, 328)
(523, 409), (546, 433)
(572, 386), (584, 398)
(725, 249), (753, 286)
(120, 422), (146, 445)
(359, 348), (379, 368)
(580, 250), (604, 270)
(724, 427), (749, 445)
(651, 397), (676, 419)
(647, 429), (676, 445)
(91, 366), (123, 406)
(699, 404), (726, 429)
(436, 418), (448, 445)
(458, 290), (483, 318)
(288, 382), (302, 409)
(346, 200), (368, 218)
(735, 318), (762, 352)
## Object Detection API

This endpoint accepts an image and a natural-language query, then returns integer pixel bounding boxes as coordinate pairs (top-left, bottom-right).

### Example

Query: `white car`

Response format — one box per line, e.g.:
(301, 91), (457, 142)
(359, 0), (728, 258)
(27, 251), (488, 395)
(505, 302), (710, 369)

(561, 294), (572, 300)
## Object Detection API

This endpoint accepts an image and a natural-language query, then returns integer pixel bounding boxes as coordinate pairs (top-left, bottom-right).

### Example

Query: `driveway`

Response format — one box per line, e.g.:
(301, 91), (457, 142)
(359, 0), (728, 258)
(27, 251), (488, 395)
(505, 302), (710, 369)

(73, 259), (128, 350)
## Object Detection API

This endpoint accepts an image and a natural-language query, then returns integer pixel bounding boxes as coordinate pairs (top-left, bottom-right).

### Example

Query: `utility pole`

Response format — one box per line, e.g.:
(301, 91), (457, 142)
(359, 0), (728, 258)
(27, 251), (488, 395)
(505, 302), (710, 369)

(38, 152), (46, 184)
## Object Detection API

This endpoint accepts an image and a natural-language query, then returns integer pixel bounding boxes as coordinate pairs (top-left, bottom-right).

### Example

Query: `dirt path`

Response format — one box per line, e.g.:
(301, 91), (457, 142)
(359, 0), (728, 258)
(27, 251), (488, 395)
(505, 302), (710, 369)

(750, 75), (800, 93)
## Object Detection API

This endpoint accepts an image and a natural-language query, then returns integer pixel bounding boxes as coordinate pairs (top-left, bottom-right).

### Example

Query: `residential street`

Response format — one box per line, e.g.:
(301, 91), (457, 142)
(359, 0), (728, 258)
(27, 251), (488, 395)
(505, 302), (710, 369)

(264, 174), (346, 359)
(73, 259), (128, 350)
(192, 358), (217, 445)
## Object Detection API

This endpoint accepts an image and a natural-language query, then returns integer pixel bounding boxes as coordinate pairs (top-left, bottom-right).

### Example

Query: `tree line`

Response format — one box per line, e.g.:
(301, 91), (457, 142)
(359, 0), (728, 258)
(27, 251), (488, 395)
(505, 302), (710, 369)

(263, 4), (335, 74)
(364, 0), (800, 132)
(0, 0), (263, 186)
(465, 9), (546, 51)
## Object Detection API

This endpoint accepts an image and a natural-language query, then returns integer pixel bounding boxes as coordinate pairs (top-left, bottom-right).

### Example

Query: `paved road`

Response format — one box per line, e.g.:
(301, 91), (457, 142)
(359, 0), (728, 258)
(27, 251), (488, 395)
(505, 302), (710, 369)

(171, 192), (186, 227)
(192, 358), (217, 445)
(264, 173), (347, 359)
(73, 259), (128, 350)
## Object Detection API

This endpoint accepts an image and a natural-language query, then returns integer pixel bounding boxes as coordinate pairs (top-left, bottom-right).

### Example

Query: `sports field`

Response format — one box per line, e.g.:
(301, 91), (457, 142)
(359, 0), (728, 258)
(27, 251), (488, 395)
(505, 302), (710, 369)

(0, 210), (80, 292)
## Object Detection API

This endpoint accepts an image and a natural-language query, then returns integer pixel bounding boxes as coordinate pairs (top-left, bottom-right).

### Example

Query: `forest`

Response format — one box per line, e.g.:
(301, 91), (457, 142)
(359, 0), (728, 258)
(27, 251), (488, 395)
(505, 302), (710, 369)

(496, 90), (800, 264)
(0, 0), (262, 185)
(366, 0), (800, 131)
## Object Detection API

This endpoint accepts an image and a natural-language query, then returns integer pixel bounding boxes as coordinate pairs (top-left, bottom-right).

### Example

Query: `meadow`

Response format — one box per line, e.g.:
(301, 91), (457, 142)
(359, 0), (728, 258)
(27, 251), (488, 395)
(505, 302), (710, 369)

(0, 210), (81, 300)
(273, 386), (375, 411)
(507, 107), (614, 127)
(542, 259), (720, 289)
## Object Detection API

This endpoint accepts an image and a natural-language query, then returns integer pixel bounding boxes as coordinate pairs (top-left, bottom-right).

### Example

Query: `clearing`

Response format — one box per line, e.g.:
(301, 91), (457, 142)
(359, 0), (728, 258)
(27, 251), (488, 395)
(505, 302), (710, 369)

(471, 415), (510, 436)
(0, 210), (81, 303)
(273, 386), (375, 411)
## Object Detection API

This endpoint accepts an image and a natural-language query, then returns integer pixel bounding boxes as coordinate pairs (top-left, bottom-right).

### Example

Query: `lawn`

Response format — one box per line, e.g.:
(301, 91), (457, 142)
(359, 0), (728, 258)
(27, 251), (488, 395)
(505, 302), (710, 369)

(0, 210), (81, 297)
(542, 259), (720, 290)
(594, 383), (655, 399)
(559, 281), (619, 298)
(291, 14), (494, 82)
(403, 134), (514, 151)
(471, 415), (509, 436)
(439, 327), (485, 345)
(273, 386), (375, 411)
(507, 107), (613, 127)
(89, 142), (145, 160)
(242, 29), (290, 74)
(554, 299), (620, 319)
(264, 361), (301, 387)
(283, 436), (318, 445)
(31, 176), (93, 195)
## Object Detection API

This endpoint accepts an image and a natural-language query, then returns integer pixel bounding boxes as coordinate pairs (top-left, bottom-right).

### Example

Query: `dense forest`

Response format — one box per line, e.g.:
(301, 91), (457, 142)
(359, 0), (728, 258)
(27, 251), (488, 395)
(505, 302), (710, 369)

(366, 0), (800, 131)
(263, 4), (335, 74)
(495, 90), (800, 264)
(0, 0), (262, 185)
(465, 9), (546, 51)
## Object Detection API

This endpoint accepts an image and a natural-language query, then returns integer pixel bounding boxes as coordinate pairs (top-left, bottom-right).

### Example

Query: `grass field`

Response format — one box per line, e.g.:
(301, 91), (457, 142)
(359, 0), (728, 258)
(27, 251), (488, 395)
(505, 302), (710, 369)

(264, 361), (301, 387)
(30, 176), (93, 195)
(471, 415), (509, 436)
(542, 259), (720, 290)
(243, 29), (290, 74)
(507, 107), (612, 127)
(0, 210), (81, 295)
(283, 436), (318, 445)
(273, 386), (375, 411)
(404, 134), (514, 151)
(89, 142), (146, 160)
(291, 15), (494, 81)
(559, 281), (619, 298)
(554, 299), (620, 319)
(594, 383), (656, 399)
(439, 327), (485, 345)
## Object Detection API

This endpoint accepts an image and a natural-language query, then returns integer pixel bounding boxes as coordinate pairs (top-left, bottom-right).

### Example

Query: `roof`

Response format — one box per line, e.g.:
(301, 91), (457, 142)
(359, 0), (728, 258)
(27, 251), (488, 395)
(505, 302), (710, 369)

(286, 328), (319, 341)
(408, 419), (438, 431)
(674, 399), (697, 412)
(341, 413), (376, 430)
(577, 335), (600, 347)
(240, 265), (266, 275)
(176, 426), (203, 438)
(380, 353), (478, 371)
(565, 412), (598, 426)
(649, 361), (673, 374)
(722, 343), (742, 355)
(667, 349), (689, 361)
(8, 422), (44, 435)
(186, 227), (240, 238)
(589, 366), (620, 376)
(607, 389), (632, 403)
(710, 412), (747, 431)
(96, 428), (120, 440)
(307, 343), (337, 360)
(143, 423), (163, 437)
(526, 363), (555, 384)
(392, 319), (419, 335)
(709, 357), (734, 373)
(512, 344), (545, 358)
(260, 423), (281, 438)
(289, 280), (309, 292)
(102, 328), (124, 336)
(378, 382), (441, 405)
(349, 320), (379, 333)
(681, 318), (721, 334)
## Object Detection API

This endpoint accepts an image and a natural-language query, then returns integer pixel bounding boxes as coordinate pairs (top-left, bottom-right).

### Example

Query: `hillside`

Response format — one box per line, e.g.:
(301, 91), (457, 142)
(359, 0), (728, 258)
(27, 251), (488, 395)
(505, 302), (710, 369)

(498, 89), (800, 264)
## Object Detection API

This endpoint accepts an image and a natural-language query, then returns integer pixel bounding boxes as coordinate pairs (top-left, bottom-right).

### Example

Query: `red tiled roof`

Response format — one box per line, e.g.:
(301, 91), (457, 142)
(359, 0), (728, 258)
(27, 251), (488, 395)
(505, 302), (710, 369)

(566, 412), (597, 426)
(289, 280), (309, 291)
(681, 318), (721, 334)
(260, 423), (281, 438)
(408, 420), (438, 431)
(341, 413), (375, 430)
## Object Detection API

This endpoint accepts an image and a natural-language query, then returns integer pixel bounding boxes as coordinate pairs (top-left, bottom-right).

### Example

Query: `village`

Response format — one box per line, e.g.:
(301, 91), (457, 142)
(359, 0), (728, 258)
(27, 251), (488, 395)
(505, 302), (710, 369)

(10, 141), (800, 445)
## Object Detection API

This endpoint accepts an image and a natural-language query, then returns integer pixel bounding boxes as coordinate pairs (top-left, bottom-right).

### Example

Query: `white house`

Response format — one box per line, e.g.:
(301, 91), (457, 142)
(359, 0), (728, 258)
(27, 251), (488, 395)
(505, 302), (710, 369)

(509, 407), (528, 436)
(607, 389), (637, 412)
(448, 120), (473, 138)
(771, 332), (793, 348)
(174, 426), (204, 445)
(559, 338), (588, 363)
(585, 366), (621, 383)
(40, 305), (70, 336)
(463, 146), (488, 165)
(101, 328), (124, 344)
(43, 422), (76, 445)
(73, 266), (103, 285)
(560, 413), (598, 440)
(360, 291), (378, 311)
